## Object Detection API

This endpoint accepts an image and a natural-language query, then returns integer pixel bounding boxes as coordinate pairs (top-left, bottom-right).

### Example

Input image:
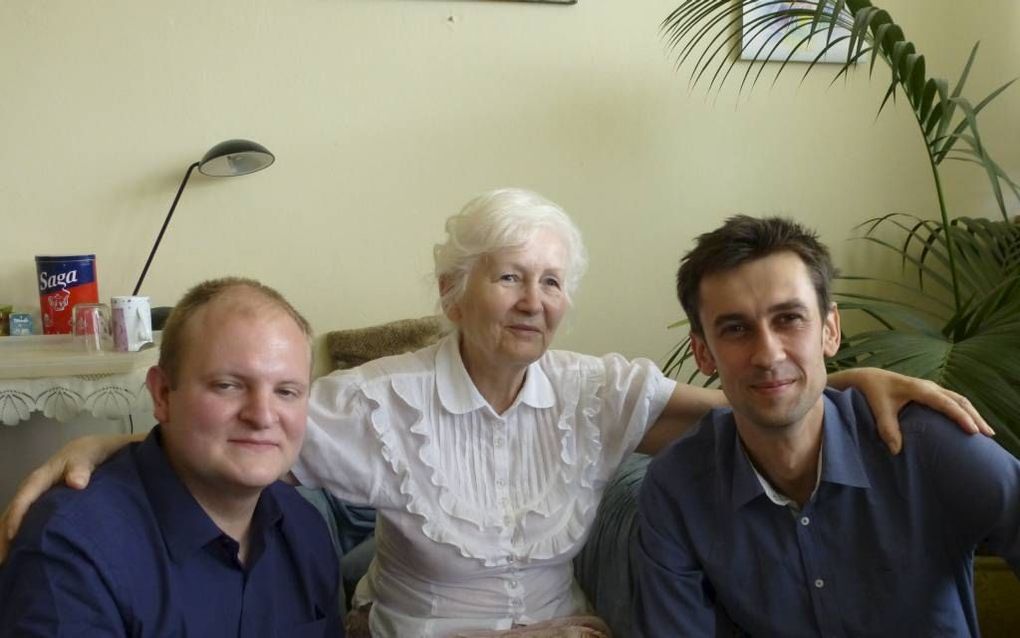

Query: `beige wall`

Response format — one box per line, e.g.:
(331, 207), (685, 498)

(1, 0), (1016, 373)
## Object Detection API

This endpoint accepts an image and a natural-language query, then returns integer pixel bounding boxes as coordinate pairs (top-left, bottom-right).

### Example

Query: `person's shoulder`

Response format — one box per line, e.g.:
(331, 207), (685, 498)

(541, 348), (659, 379)
(268, 482), (337, 555)
(838, 387), (1013, 469)
(647, 409), (732, 490)
(898, 401), (1016, 465)
(16, 444), (148, 550)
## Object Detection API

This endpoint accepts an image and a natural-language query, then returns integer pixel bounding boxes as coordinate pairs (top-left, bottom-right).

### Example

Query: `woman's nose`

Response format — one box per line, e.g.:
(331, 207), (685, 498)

(516, 283), (543, 313)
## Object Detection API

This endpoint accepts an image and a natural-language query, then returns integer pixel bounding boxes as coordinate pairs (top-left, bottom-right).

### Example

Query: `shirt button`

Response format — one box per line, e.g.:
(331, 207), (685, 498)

(814, 578), (825, 589)
(503, 515), (513, 526)
(510, 579), (519, 588)
(495, 437), (505, 448)
(800, 516), (810, 526)
(496, 479), (506, 487)
(512, 598), (523, 607)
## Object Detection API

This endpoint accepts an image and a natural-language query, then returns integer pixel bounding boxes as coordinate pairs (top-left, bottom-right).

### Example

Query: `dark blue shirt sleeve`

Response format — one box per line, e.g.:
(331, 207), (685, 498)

(0, 512), (126, 637)
(632, 460), (716, 637)
(907, 409), (1020, 573)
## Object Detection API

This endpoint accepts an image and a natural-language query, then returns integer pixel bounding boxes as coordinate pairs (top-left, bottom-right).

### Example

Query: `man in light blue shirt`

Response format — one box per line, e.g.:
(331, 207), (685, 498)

(634, 215), (1020, 636)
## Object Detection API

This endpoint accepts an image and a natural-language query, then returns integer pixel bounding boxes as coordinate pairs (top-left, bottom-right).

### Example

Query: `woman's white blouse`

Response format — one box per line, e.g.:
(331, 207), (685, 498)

(293, 335), (676, 637)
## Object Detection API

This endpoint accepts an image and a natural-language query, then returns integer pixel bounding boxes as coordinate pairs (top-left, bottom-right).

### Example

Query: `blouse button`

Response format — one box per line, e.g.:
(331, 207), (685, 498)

(495, 437), (505, 448)
(496, 479), (506, 487)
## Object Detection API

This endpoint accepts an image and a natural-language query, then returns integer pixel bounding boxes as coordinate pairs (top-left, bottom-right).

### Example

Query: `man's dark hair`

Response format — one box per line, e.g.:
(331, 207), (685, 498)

(676, 215), (837, 335)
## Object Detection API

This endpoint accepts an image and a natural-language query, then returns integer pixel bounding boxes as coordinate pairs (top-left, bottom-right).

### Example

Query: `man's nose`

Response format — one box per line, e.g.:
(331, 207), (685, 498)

(750, 328), (786, 368)
(239, 389), (275, 428)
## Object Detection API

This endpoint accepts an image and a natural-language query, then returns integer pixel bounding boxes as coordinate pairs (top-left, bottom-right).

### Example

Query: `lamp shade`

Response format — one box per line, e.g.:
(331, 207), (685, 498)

(198, 139), (275, 177)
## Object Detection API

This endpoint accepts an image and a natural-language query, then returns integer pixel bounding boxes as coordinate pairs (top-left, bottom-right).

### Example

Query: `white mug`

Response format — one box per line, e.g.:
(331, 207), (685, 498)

(111, 296), (153, 352)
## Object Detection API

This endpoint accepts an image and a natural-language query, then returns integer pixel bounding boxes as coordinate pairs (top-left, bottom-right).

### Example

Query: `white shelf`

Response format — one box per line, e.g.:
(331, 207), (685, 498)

(0, 333), (161, 379)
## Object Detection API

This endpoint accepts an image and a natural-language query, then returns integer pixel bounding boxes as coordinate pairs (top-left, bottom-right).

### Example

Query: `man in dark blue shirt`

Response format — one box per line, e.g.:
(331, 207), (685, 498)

(634, 216), (1020, 636)
(0, 278), (342, 637)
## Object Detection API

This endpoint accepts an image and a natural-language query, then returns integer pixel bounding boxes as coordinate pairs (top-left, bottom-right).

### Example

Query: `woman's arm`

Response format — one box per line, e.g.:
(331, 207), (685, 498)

(636, 368), (992, 456)
(0, 433), (141, 562)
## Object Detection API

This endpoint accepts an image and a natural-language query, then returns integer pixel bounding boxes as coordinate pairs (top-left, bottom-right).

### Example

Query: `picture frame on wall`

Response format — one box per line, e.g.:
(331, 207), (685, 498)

(740, 1), (851, 63)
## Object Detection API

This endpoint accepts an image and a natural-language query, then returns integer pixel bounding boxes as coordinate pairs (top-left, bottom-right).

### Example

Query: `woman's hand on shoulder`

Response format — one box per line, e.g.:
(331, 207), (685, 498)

(828, 367), (992, 454)
(0, 433), (140, 562)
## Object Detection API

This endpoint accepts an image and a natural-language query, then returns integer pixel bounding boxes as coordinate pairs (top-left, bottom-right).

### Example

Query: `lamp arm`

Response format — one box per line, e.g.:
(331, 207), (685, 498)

(133, 161), (200, 296)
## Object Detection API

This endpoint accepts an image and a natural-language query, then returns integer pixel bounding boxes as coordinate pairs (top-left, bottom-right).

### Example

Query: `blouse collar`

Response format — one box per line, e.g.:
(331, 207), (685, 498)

(435, 333), (555, 415)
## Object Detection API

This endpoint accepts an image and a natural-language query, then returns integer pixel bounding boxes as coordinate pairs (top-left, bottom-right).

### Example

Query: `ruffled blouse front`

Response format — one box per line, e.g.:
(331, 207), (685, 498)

(293, 335), (675, 637)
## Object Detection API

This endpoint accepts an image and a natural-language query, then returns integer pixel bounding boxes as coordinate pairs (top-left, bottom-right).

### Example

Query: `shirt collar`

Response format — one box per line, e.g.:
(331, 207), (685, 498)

(730, 390), (871, 510)
(435, 333), (555, 415)
(817, 388), (872, 490)
(135, 426), (284, 564)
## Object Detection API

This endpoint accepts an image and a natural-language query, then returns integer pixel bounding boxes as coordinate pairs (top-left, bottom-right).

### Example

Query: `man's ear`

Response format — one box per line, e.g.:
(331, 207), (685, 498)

(691, 332), (717, 376)
(146, 366), (172, 425)
(823, 302), (841, 358)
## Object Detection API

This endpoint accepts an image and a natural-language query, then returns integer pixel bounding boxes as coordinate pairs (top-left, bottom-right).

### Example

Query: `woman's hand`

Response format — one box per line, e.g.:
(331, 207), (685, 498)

(828, 367), (993, 454)
(0, 433), (140, 563)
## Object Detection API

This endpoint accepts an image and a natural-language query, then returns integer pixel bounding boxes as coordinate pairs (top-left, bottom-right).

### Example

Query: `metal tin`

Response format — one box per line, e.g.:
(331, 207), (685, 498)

(35, 255), (99, 335)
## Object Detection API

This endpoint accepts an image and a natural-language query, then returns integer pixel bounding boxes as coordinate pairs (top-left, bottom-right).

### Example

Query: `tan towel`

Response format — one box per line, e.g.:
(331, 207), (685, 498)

(326, 316), (445, 371)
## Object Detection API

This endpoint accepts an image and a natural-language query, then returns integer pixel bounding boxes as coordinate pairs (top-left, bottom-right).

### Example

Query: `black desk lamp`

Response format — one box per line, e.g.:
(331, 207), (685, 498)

(132, 139), (275, 296)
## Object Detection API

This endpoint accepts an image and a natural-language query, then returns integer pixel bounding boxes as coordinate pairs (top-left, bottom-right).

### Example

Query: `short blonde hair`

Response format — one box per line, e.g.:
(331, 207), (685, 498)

(159, 277), (312, 387)
(433, 188), (588, 312)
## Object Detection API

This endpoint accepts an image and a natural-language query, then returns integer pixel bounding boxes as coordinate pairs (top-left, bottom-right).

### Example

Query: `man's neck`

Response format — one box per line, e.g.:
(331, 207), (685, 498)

(191, 487), (260, 564)
(735, 403), (825, 508)
(168, 460), (262, 565)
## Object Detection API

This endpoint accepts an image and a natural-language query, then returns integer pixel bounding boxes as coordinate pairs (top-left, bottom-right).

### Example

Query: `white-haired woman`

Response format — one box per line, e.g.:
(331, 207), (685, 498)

(0, 188), (988, 637)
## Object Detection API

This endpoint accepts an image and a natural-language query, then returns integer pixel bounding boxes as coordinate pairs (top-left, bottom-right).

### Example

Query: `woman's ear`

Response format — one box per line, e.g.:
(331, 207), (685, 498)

(439, 275), (461, 323)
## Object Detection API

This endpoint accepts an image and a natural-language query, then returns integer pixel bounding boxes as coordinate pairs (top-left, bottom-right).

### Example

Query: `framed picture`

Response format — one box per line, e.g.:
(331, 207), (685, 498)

(740, 1), (852, 63)
(493, 0), (576, 3)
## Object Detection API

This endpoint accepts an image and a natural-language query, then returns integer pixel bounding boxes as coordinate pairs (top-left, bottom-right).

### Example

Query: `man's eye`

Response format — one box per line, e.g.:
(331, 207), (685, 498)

(499, 273), (519, 282)
(721, 325), (746, 336)
(778, 313), (805, 325)
(277, 388), (303, 399)
(213, 381), (239, 391)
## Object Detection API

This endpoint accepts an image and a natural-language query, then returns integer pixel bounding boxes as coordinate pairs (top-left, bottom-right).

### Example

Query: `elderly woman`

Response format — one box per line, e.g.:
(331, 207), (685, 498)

(0, 189), (987, 637)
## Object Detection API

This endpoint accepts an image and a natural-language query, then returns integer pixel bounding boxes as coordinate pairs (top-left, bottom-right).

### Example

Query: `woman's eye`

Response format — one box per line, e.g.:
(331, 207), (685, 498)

(499, 273), (519, 282)
(543, 277), (561, 288)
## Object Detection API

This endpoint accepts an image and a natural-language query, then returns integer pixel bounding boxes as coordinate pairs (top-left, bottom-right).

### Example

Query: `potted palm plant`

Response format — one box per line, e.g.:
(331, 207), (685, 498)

(660, 0), (1020, 458)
